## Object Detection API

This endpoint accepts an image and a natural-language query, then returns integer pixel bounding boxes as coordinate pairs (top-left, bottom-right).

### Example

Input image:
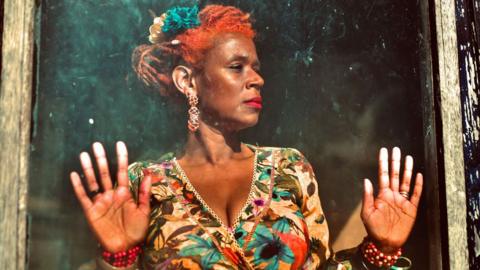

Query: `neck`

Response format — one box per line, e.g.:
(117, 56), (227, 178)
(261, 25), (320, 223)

(179, 122), (247, 165)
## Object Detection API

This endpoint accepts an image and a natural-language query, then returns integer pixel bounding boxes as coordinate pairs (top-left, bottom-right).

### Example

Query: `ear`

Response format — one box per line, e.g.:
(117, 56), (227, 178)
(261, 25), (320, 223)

(172, 65), (197, 97)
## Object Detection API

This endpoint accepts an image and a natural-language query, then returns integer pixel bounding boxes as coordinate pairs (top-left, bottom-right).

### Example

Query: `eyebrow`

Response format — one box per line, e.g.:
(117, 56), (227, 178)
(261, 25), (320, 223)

(227, 54), (261, 68)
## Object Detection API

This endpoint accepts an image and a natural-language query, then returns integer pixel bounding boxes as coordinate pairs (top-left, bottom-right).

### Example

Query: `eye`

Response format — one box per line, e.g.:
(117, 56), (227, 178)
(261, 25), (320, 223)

(229, 64), (243, 72)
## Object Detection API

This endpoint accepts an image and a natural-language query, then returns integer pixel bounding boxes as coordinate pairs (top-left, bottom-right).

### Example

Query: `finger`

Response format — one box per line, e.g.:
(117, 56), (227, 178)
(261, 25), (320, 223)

(93, 142), (113, 191)
(390, 147), (401, 191)
(70, 171), (93, 211)
(361, 179), (375, 218)
(116, 141), (129, 187)
(378, 148), (389, 190)
(80, 152), (99, 192)
(138, 175), (151, 215)
(400, 155), (414, 193)
(410, 173), (423, 207)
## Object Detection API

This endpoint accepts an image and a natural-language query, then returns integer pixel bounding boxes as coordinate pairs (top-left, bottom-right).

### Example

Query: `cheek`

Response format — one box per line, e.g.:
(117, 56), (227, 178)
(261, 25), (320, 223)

(201, 91), (239, 113)
(201, 84), (242, 109)
(196, 71), (245, 114)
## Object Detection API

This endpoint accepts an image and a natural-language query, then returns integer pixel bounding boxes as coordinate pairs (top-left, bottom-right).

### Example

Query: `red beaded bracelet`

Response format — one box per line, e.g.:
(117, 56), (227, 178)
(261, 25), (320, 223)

(360, 240), (402, 268)
(102, 246), (142, 268)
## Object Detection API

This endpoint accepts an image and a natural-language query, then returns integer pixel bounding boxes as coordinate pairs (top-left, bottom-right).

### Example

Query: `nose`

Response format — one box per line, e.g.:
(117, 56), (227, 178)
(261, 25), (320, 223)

(247, 69), (264, 91)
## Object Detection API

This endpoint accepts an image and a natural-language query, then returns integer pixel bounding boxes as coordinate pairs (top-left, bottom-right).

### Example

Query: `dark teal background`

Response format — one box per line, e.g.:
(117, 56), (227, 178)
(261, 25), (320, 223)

(29, 0), (429, 269)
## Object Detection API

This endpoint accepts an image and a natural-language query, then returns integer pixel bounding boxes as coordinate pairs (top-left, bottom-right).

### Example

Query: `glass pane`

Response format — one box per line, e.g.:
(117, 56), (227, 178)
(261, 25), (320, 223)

(29, 0), (431, 268)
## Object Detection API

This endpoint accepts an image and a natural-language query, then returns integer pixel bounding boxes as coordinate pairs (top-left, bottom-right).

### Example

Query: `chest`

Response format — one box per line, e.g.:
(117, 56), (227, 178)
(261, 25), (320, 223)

(178, 158), (256, 227)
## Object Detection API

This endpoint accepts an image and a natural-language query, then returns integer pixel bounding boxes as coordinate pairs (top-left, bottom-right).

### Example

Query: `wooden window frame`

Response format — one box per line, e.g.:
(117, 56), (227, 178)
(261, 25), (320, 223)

(0, 0), (35, 270)
(0, 0), (467, 269)
(431, 0), (469, 268)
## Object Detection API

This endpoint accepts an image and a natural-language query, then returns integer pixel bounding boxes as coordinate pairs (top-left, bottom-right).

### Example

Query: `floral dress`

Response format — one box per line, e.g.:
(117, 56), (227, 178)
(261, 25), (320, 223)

(128, 145), (360, 270)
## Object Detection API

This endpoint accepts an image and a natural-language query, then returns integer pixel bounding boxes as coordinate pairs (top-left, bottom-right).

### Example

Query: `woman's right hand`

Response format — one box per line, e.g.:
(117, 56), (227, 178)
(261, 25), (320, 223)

(70, 141), (151, 253)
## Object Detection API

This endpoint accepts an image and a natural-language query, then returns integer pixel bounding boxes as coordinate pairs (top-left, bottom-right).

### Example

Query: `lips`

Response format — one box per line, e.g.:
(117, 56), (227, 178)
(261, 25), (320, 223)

(244, 97), (263, 109)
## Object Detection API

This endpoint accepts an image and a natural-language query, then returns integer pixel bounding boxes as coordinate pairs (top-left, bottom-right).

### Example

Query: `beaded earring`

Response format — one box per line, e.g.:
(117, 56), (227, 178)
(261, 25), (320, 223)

(187, 93), (200, 132)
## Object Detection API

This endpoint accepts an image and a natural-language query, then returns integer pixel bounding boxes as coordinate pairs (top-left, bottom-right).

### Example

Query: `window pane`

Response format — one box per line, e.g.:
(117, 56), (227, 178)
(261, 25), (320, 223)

(29, 0), (431, 268)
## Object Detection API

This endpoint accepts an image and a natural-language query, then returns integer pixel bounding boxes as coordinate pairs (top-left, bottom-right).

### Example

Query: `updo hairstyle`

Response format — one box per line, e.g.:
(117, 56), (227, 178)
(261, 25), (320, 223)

(132, 5), (255, 98)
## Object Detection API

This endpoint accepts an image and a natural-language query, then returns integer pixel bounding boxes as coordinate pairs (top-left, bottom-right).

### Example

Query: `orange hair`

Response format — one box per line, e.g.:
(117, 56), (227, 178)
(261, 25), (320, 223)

(132, 5), (255, 97)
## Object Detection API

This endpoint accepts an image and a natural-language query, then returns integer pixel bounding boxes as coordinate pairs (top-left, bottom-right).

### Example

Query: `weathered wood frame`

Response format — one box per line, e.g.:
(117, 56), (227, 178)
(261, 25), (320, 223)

(0, 0), (36, 269)
(0, 0), (468, 269)
(432, 0), (469, 268)
(420, 0), (444, 268)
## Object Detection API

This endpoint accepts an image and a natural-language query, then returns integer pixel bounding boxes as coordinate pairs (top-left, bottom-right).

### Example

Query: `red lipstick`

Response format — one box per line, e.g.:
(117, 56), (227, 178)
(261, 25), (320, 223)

(244, 97), (263, 109)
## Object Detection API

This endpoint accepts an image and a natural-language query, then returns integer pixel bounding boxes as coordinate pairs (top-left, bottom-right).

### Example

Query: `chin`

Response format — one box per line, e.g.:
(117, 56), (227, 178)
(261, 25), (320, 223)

(235, 116), (259, 131)
(210, 111), (260, 131)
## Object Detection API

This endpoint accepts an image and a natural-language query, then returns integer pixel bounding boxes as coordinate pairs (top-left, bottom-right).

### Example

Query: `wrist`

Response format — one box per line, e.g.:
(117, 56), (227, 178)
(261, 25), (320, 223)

(96, 256), (139, 270)
(372, 242), (400, 255)
(360, 238), (402, 268)
(100, 245), (142, 268)
(367, 236), (402, 254)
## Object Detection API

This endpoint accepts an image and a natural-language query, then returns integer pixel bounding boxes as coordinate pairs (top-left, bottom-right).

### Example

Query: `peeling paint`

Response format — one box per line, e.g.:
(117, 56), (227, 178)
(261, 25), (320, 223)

(456, 0), (480, 266)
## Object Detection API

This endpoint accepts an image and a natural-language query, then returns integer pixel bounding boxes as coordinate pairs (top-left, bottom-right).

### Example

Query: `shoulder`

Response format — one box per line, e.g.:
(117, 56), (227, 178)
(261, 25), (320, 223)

(252, 144), (314, 181)
(252, 144), (308, 163)
(127, 152), (177, 202)
(262, 146), (317, 187)
(249, 144), (303, 155)
(127, 152), (176, 185)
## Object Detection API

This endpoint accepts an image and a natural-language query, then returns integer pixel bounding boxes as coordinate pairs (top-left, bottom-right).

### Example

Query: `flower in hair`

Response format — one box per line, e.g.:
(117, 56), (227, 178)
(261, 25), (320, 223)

(149, 6), (200, 44)
(162, 5), (200, 36)
(149, 13), (167, 44)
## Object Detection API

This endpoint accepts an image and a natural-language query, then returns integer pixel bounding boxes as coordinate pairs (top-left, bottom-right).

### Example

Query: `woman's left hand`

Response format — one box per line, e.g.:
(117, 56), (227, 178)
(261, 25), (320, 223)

(361, 147), (423, 252)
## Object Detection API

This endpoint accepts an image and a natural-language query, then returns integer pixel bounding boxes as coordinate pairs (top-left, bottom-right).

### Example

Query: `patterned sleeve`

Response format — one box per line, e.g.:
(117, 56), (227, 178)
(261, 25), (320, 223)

(127, 161), (147, 203)
(289, 148), (364, 270)
(127, 151), (176, 201)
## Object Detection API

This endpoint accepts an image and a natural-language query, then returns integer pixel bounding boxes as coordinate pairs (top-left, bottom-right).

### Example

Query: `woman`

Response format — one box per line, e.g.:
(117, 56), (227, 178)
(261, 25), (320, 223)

(70, 5), (423, 270)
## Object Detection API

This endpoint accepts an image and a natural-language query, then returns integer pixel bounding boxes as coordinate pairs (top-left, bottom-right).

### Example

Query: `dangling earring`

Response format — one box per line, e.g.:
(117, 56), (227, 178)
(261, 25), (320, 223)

(187, 92), (200, 132)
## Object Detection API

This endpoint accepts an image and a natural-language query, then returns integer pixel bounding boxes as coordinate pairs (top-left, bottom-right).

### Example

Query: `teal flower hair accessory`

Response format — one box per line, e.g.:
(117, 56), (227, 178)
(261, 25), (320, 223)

(162, 6), (200, 36)
(148, 5), (200, 44)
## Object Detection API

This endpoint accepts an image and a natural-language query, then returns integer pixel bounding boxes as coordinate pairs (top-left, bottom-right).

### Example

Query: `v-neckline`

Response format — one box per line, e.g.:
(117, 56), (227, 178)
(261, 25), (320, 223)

(172, 144), (259, 232)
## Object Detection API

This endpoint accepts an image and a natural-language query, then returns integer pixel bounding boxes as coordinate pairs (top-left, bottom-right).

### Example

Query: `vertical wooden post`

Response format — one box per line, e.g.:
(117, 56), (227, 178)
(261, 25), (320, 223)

(420, 0), (444, 268)
(0, 0), (36, 269)
(433, 0), (469, 268)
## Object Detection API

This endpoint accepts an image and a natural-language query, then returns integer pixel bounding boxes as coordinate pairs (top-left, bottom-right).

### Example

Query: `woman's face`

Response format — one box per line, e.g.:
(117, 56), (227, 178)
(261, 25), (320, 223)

(193, 32), (264, 131)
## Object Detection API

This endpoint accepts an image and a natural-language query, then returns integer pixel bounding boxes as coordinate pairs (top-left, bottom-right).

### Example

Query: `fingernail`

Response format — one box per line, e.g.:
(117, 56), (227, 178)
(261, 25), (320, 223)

(79, 152), (89, 161)
(93, 142), (105, 154)
(406, 156), (413, 166)
(364, 179), (372, 191)
(117, 141), (126, 153)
